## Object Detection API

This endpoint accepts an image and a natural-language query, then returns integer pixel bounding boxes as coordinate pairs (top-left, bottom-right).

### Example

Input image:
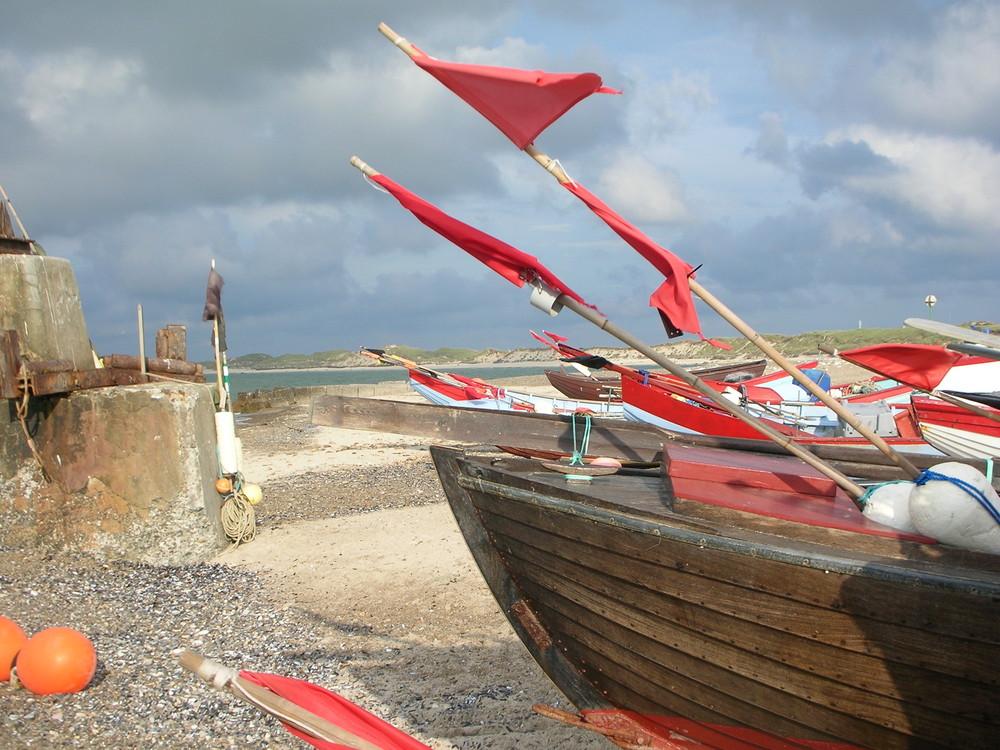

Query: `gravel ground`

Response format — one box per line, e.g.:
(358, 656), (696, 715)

(0, 404), (605, 750)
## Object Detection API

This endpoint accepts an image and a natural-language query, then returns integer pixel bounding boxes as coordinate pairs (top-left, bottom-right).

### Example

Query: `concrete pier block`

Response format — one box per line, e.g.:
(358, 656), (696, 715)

(0, 382), (226, 564)
(0, 255), (95, 369)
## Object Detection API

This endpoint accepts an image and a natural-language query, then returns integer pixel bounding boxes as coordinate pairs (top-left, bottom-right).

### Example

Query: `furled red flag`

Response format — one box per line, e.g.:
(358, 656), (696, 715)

(239, 670), (431, 750)
(530, 329), (563, 353)
(368, 172), (597, 312)
(561, 180), (727, 348)
(408, 47), (619, 149)
(202, 266), (227, 352)
(837, 343), (967, 392)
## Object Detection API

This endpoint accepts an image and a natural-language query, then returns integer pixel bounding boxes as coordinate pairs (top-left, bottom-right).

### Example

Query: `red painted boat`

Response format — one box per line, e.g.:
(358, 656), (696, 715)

(544, 359), (768, 402)
(619, 375), (930, 450)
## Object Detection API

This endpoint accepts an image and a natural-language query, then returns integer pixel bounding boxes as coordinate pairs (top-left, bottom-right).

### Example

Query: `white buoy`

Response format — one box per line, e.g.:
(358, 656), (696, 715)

(214, 411), (240, 475)
(909, 462), (1000, 553)
(861, 481), (918, 533)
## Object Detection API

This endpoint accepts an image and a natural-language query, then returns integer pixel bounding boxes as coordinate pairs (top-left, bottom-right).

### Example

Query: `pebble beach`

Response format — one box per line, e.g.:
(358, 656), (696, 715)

(0, 390), (611, 749)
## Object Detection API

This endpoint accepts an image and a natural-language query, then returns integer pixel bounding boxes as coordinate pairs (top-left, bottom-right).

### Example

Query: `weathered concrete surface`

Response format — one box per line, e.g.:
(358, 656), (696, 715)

(235, 380), (413, 413)
(0, 382), (225, 564)
(0, 255), (95, 369)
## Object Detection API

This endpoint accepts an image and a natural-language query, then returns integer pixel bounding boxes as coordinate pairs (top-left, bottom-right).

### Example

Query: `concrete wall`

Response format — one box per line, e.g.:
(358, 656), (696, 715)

(0, 382), (225, 564)
(0, 255), (95, 369)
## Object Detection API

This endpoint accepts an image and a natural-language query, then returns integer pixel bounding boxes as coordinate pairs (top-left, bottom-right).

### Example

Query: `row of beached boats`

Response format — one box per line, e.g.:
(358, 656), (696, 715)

(373, 333), (1000, 463)
(304, 23), (1000, 750)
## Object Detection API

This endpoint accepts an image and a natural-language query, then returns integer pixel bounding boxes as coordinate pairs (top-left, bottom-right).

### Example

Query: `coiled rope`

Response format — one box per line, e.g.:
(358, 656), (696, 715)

(217, 458), (256, 546)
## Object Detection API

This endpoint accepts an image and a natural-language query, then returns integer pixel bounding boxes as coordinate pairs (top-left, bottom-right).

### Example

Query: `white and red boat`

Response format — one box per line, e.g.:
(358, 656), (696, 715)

(909, 395), (1000, 460)
(406, 367), (624, 417)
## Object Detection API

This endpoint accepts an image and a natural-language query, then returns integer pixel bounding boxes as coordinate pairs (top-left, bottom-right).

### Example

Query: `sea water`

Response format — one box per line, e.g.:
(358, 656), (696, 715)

(206, 364), (553, 399)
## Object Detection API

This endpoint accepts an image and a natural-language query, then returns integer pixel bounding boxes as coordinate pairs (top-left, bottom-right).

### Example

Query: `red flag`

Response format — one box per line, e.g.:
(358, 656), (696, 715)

(561, 181), (726, 348)
(369, 172), (596, 311)
(240, 670), (431, 750)
(530, 329), (563, 353)
(409, 48), (619, 149)
(837, 344), (966, 392)
(543, 330), (568, 343)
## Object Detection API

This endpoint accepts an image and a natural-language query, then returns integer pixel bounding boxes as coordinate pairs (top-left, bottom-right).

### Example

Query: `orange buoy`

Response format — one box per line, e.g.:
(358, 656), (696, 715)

(16, 626), (97, 695)
(0, 615), (27, 682)
(215, 477), (233, 495)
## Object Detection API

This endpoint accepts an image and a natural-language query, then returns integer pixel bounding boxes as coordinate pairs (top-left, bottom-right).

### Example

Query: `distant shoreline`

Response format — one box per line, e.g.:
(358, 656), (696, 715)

(223, 360), (568, 375)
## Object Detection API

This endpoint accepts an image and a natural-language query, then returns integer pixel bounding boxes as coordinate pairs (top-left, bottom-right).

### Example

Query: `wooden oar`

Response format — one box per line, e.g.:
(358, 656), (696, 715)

(350, 155), (867, 503)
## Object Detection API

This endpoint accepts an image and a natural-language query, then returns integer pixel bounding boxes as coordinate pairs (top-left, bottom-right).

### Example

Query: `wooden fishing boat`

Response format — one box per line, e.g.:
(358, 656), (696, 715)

(909, 395), (1000, 460)
(430, 442), (1000, 749)
(542, 367), (620, 401)
(544, 359), (768, 402)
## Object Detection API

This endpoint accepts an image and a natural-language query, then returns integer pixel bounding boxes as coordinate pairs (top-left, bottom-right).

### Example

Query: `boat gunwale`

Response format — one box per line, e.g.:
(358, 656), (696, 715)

(454, 468), (1000, 597)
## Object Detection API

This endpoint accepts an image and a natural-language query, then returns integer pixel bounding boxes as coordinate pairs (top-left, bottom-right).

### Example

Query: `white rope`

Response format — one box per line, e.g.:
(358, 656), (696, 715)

(220, 483), (257, 546)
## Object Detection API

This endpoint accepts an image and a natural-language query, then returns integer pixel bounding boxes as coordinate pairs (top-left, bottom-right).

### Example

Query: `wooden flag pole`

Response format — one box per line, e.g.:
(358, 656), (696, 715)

(351, 155), (866, 502)
(558, 295), (866, 500)
(372, 23), (920, 481)
(518, 144), (923, 479)
(177, 651), (381, 750)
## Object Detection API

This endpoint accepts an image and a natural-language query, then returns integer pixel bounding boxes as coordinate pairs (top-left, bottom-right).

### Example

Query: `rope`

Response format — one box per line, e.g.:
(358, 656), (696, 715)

(220, 487), (257, 546)
(915, 469), (1000, 526)
(570, 412), (592, 466)
(15, 387), (51, 482)
(216, 458), (257, 546)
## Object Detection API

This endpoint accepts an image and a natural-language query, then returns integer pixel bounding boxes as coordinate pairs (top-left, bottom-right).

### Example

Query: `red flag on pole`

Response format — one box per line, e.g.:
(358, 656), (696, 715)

(530, 329), (563, 353)
(368, 172), (597, 312)
(837, 344), (967, 392)
(562, 181), (725, 347)
(408, 48), (619, 149)
(240, 670), (431, 750)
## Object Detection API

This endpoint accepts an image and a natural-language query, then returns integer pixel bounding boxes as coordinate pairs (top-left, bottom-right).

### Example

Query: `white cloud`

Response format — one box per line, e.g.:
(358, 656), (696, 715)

(18, 50), (144, 139)
(596, 150), (694, 224)
(822, 125), (1000, 237)
(854, 0), (1000, 136)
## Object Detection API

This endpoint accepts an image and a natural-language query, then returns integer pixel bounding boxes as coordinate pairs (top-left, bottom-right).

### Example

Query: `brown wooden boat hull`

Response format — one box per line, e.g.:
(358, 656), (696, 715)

(431, 445), (1000, 749)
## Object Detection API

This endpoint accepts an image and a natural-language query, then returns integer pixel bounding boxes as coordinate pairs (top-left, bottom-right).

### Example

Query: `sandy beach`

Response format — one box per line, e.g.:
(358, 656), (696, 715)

(212, 395), (613, 749)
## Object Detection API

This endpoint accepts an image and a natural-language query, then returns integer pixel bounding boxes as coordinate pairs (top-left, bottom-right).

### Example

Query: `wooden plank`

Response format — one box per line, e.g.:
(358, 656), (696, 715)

(103, 353), (200, 376)
(155, 325), (187, 360)
(311, 395), (669, 462)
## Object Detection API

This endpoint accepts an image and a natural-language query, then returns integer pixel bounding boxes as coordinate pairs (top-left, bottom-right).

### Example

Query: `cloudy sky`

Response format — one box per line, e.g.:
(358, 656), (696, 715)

(2, 1), (997, 362)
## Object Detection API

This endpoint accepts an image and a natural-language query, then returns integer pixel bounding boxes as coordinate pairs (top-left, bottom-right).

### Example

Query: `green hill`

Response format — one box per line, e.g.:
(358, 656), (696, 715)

(211, 322), (996, 371)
